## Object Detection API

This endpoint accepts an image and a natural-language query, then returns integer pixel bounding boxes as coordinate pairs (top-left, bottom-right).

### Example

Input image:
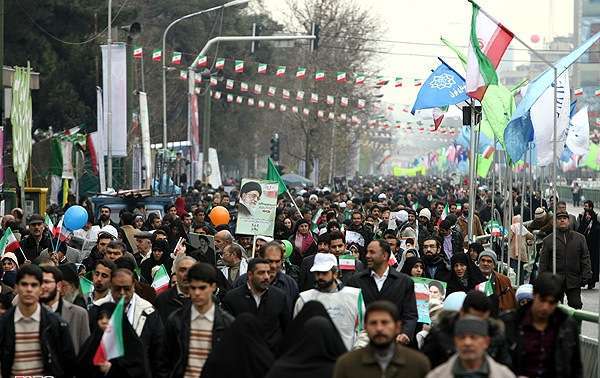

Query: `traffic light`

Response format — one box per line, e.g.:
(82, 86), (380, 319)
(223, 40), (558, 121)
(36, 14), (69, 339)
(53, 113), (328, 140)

(311, 23), (320, 52)
(270, 134), (280, 161)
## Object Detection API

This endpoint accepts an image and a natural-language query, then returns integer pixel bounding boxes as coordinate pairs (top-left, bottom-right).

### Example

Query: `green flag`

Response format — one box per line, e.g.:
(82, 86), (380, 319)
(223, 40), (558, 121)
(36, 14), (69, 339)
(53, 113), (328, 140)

(481, 85), (515, 148)
(79, 276), (93, 297)
(311, 208), (323, 233)
(477, 153), (494, 178)
(266, 158), (287, 195)
(440, 36), (467, 69)
(584, 143), (600, 170)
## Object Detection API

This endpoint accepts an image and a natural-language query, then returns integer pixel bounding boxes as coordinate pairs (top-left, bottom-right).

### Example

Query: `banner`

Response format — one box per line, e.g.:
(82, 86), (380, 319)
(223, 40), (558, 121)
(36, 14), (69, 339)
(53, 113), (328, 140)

(139, 92), (152, 189)
(392, 166), (426, 177)
(93, 86), (106, 192)
(412, 277), (447, 324)
(198, 148), (222, 189)
(235, 179), (278, 236)
(100, 43), (128, 157)
(190, 93), (201, 183)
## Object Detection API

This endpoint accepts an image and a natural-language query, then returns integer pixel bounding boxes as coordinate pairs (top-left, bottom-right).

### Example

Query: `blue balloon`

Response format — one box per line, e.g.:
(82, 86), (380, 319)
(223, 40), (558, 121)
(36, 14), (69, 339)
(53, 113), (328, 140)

(63, 205), (88, 231)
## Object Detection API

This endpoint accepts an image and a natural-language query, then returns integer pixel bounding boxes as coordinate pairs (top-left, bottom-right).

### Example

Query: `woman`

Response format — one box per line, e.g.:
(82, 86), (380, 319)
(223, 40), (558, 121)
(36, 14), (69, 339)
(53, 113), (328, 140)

(1, 252), (18, 288)
(289, 219), (316, 265)
(274, 217), (294, 240)
(467, 242), (484, 264)
(265, 316), (346, 378)
(201, 313), (274, 378)
(509, 215), (534, 285)
(133, 214), (145, 230)
(446, 252), (486, 295)
(578, 208), (600, 289)
(396, 248), (419, 272)
(139, 240), (173, 284)
(277, 301), (334, 356)
(400, 255), (425, 277)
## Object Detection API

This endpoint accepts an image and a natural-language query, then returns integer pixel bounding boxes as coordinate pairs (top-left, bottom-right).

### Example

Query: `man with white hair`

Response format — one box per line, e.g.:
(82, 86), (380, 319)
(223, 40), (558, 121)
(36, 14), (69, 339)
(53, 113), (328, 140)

(155, 255), (197, 324)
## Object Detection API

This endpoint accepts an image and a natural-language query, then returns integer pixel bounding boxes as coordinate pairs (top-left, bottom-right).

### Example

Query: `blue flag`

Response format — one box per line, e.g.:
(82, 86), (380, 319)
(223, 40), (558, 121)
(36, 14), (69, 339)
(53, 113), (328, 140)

(504, 32), (600, 162)
(411, 58), (469, 114)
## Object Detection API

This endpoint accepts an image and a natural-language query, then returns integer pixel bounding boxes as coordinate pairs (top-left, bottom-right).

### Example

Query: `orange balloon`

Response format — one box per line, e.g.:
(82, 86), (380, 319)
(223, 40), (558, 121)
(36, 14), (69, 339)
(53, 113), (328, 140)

(209, 206), (230, 226)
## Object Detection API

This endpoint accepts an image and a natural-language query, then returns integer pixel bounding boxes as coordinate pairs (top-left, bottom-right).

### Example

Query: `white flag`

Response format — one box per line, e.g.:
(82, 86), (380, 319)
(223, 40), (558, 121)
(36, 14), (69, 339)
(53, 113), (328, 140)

(566, 105), (590, 156)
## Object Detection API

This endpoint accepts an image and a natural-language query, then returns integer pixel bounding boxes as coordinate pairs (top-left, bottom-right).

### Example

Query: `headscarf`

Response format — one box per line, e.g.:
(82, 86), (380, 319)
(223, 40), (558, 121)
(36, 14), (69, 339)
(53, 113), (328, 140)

(447, 252), (486, 294)
(277, 301), (332, 356)
(265, 316), (347, 378)
(174, 197), (188, 218)
(396, 248), (420, 272)
(510, 215), (529, 236)
(400, 255), (425, 277)
(201, 313), (274, 378)
(293, 219), (314, 254)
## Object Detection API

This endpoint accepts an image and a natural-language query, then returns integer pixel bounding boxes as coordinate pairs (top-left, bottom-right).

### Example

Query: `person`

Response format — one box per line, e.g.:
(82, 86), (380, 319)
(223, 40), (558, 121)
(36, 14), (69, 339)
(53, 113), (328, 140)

(201, 313), (274, 378)
(134, 231), (153, 266)
(58, 263), (88, 308)
(347, 240), (418, 343)
(422, 290), (511, 368)
(426, 316), (515, 378)
(104, 240), (137, 267)
(220, 243), (247, 284)
(501, 272), (582, 377)
(238, 180), (262, 216)
(400, 255), (425, 277)
(508, 215), (534, 285)
(438, 220), (463, 261)
(572, 182), (581, 207)
(467, 242), (484, 263)
(333, 300), (430, 378)
(526, 207), (554, 236)
(478, 250), (517, 313)
(39, 265), (90, 354)
(20, 213), (52, 263)
(418, 208), (434, 246)
(140, 239), (173, 284)
(539, 211), (592, 309)
(87, 258), (115, 308)
(289, 219), (317, 264)
(298, 232), (330, 290)
(294, 252), (366, 350)
(557, 200), (579, 231)
(421, 236), (452, 282)
(95, 205), (119, 228)
(0, 264), (76, 377)
(515, 284), (534, 307)
(577, 207), (600, 289)
(164, 262), (234, 377)
(266, 316), (347, 378)
(222, 258), (291, 353)
(1, 252), (19, 287)
(82, 231), (115, 272)
(155, 255), (196, 325)
(213, 229), (234, 254)
(456, 203), (484, 238)
(446, 253), (486, 295)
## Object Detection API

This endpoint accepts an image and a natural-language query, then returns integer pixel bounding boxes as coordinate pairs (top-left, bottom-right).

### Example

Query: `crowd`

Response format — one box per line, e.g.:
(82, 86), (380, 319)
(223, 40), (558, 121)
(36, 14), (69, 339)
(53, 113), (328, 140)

(0, 175), (595, 377)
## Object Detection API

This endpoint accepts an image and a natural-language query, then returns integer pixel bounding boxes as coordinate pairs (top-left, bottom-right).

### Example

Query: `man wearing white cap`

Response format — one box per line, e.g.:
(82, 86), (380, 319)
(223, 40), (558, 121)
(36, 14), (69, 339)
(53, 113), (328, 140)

(293, 252), (367, 350)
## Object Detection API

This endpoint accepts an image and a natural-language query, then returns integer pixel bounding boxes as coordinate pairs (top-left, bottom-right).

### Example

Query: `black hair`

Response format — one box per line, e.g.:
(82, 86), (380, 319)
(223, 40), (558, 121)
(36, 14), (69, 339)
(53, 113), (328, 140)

(111, 268), (134, 280)
(247, 258), (270, 273)
(41, 265), (63, 283)
(94, 258), (117, 273)
(371, 239), (391, 258)
(186, 262), (217, 284)
(462, 290), (491, 313)
(114, 257), (136, 276)
(422, 234), (441, 248)
(16, 264), (43, 285)
(120, 211), (135, 226)
(584, 200), (594, 209)
(557, 200), (567, 207)
(106, 240), (127, 253)
(365, 300), (399, 322)
(225, 243), (244, 259)
(317, 233), (330, 244)
(100, 205), (111, 212)
(533, 272), (563, 300)
(328, 230), (345, 244)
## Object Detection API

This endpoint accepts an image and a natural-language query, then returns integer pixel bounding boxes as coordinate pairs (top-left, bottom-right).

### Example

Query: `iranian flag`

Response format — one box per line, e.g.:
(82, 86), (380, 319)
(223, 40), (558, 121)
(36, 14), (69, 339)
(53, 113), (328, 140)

(240, 82), (248, 92)
(226, 79), (234, 90)
(280, 104), (287, 112)
(254, 84), (262, 94)
(574, 88), (584, 96)
(339, 255), (356, 271)
(152, 265), (170, 294)
(413, 79), (422, 87)
(318, 110), (324, 118)
(93, 297), (125, 365)
(311, 208), (323, 233)
(269, 102), (276, 110)
(595, 88), (600, 96)
(227, 94), (234, 103)
(44, 214), (54, 234)
(80, 276), (94, 297)
(0, 228), (21, 255)
(282, 89), (290, 100)
(482, 145), (495, 158)
(340, 97), (349, 107)
(310, 93), (319, 103)
(179, 71), (187, 80)
(315, 70), (325, 81)
(394, 77), (403, 87)
(336, 71), (347, 83)
(171, 52), (182, 65)
(326, 95), (334, 105)
(432, 106), (448, 130)
(296, 91), (305, 101)
(257, 63), (267, 74)
(267, 86), (276, 97)
(441, 203), (449, 220)
(151, 49), (162, 62)
(466, 2), (513, 100)
(292, 106), (299, 113)
(357, 99), (366, 109)
(215, 58), (225, 70)
(475, 278), (494, 296)
(376, 77), (389, 86)
(209, 77), (217, 87)
(355, 74), (366, 85)
(234, 60), (244, 73)
(303, 108), (310, 116)
(328, 112), (335, 120)
(248, 98), (255, 106)
(276, 66), (286, 77)
(133, 47), (143, 60)
(296, 67), (307, 79)
(236, 96), (243, 104)
(197, 55), (208, 68)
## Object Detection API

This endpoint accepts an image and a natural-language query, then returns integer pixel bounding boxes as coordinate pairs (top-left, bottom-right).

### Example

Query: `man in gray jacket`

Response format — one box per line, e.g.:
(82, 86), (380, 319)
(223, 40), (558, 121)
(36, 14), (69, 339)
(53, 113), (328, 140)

(539, 211), (592, 309)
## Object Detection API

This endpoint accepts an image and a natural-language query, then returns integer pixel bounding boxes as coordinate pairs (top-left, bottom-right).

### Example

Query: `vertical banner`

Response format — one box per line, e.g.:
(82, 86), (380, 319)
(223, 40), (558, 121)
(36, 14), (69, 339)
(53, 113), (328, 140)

(100, 43), (128, 157)
(235, 179), (278, 236)
(93, 87), (106, 192)
(139, 92), (152, 189)
(190, 93), (201, 182)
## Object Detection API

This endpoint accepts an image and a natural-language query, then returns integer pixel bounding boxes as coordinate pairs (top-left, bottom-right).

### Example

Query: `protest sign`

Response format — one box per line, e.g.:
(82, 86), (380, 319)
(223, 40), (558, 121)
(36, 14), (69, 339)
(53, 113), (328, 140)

(236, 179), (278, 236)
(412, 277), (447, 324)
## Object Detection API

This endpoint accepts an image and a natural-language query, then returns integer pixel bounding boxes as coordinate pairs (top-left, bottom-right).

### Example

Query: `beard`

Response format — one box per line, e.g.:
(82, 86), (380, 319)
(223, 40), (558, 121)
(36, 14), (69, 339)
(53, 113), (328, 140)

(369, 334), (394, 350)
(40, 288), (58, 304)
(317, 278), (335, 290)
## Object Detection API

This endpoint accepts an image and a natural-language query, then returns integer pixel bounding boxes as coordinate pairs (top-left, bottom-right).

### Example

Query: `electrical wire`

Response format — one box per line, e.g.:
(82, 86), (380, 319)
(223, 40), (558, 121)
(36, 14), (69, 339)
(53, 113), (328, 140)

(16, 0), (131, 45)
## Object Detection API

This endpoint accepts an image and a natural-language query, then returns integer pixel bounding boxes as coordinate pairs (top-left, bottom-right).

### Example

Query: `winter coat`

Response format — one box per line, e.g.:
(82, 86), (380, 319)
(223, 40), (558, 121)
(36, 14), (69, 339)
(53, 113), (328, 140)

(508, 227), (533, 262)
(539, 229), (592, 288)
(426, 354), (515, 378)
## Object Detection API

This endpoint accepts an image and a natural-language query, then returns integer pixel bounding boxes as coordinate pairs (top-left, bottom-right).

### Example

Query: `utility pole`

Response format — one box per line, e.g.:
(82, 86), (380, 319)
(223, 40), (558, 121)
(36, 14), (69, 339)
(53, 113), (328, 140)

(106, 0), (113, 189)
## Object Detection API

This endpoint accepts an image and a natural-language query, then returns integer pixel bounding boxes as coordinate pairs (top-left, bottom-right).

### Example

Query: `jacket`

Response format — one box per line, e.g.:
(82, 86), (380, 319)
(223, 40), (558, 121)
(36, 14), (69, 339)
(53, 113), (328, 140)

(299, 253), (365, 291)
(0, 304), (76, 378)
(439, 230), (464, 260)
(155, 286), (189, 325)
(164, 301), (234, 378)
(489, 272), (517, 313)
(221, 283), (291, 352)
(20, 233), (52, 263)
(539, 229), (592, 288)
(508, 228), (533, 262)
(233, 271), (299, 312)
(57, 298), (90, 354)
(426, 354), (515, 378)
(457, 215), (484, 238)
(333, 344), (431, 378)
(501, 302), (582, 377)
(220, 258), (248, 284)
(346, 268), (418, 338)
(421, 311), (511, 368)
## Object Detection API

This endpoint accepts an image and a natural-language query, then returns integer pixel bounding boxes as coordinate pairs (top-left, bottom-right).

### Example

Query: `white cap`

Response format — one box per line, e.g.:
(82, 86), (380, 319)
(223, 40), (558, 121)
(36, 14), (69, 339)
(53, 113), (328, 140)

(419, 208), (432, 221)
(338, 202), (347, 209)
(256, 235), (274, 243)
(378, 193), (387, 200)
(310, 253), (338, 272)
(100, 225), (119, 240)
(309, 194), (319, 201)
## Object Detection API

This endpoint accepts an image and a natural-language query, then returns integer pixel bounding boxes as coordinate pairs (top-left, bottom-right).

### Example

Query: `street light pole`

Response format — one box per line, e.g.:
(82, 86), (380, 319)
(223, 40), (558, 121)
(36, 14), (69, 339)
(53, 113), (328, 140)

(106, 0), (113, 188)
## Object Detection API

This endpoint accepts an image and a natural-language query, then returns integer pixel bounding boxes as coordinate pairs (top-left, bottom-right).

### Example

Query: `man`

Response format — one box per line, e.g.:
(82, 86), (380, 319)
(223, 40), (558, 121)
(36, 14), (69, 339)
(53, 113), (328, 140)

(418, 208), (433, 246)
(220, 243), (247, 284)
(134, 231), (153, 265)
(421, 236), (451, 282)
(299, 233), (330, 290)
(347, 211), (374, 247)
(40, 265), (90, 353)
(164, 262), (234, 376)
(427, 316), (515, 377)
(0, 264), (75, 377)
(478, 198), (494, 225)
(156, 255), (196, 325)
(539, 210), (592, 309)
(578, 199), (594, 226)
(557, 200), (579, 231)
(87, 258), (116, 308)
(214, 229), (234, 254)
(105, 240), (137, 267)
(502, 272), (582, 377)
(238, 181), (262, 216)
(58, 263), (87, 308)
(100, 268), (167, 377)
(20, 213), (52, 263)
(182, 213), (193, 234)
(294, 253), (366, 350)
(422, 291), (511, 368)
(82, 231), (115, 271)
(222, 258), (290, 352)
(96, 205), (119, 228)
(120, 211), (139, 254)
(333, 301), (430, 378)
(456, 202), (484, 238)
(347, 240), (418, 343)
(438, 220), (463, 261)
(478, 250), (517, 313)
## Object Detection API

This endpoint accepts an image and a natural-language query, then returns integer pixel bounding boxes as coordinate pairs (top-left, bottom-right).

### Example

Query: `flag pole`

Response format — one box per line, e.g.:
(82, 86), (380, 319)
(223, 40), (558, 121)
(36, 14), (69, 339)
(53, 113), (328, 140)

(518, 145), (528, 285)
(467, 102), (478, 242)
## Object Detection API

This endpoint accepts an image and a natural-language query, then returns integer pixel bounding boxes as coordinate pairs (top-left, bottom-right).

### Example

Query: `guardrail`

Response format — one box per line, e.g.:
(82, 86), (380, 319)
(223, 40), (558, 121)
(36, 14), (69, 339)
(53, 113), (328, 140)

(547, 185), (600, 205)
(559, 304), (598, 378)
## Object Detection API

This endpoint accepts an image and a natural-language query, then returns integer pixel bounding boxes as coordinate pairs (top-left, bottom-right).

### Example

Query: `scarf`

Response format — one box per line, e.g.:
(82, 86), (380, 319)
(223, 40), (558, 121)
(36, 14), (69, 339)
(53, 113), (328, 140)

(294, 232), (314, 254)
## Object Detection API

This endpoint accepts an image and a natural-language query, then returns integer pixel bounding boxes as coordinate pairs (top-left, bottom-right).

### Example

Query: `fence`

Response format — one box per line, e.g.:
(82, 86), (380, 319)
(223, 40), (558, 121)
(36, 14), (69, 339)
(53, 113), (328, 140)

(560, 304), (599, 377)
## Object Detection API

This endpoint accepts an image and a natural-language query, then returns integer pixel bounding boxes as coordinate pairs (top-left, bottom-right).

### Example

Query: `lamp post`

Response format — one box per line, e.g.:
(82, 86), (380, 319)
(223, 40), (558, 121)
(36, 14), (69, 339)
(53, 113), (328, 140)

(106, 0), (113, 188)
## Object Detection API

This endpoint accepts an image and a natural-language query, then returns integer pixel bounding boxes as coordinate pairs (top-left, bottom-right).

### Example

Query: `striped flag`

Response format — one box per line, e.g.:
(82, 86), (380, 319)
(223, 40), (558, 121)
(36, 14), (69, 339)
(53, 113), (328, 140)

(355, 74), (366, 85)
(234, 60), (244, 73)
(595, 88), (600, 96)
(254, 84), (262, 94)
(413, 78), (422, 87)
(133, 47), (143, 59)
(311, 209), (323, 233)
(341, 97), (349, 107)
(215, 58), (225, 70)
(179, 71), (187, 80)
(475, 278), (494, 296)
(151, 265), (170, 294)
(376, 76), (389, 86)
(171, 52), (182, 65)
(296, 67), (307, 79)
(197, 55), (208, 68)
(310, 93), (319, 103)
(276, 66), (286, 77)
(44, 214), (54, 234)
(336, 71), (347, 83)
(394, 77), (403, 87)
(296, 91), (305, 101)
(482, 145), (495, 158)
(0, 228), (21, 255)
(93, 297), (125, 365)
(574, 88), (584, 96)
(268, 86), (276, 97)
(151, 49), (162, 62)
(315, 70), (325, 81)
(257, 63), (267, 74)
(282, 89), (290, 100)
(226, 79), (234, 90)
(357, 99), (366, 109)
(326, 95), (334, 105)
(240, 82), (248, 92)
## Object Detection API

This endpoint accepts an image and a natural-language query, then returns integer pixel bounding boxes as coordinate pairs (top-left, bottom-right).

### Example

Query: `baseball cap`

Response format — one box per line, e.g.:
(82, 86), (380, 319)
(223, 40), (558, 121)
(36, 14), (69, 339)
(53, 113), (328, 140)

(310, 253), (338, 272)
(556, 211), (569, 219)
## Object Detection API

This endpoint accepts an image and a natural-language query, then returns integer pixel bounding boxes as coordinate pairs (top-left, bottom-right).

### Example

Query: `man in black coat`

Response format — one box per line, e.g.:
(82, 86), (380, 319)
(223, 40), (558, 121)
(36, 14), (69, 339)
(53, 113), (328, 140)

(222, 258), (290, 353)
(501, 272), (582, 378)
(421, 235), (452, 282)
(155, 256), (196, 324)
(164, 262), (234, 377)
(346, 239), (418, 343)
(20, 214), (52, 264)
(0, 264), (76, 378)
